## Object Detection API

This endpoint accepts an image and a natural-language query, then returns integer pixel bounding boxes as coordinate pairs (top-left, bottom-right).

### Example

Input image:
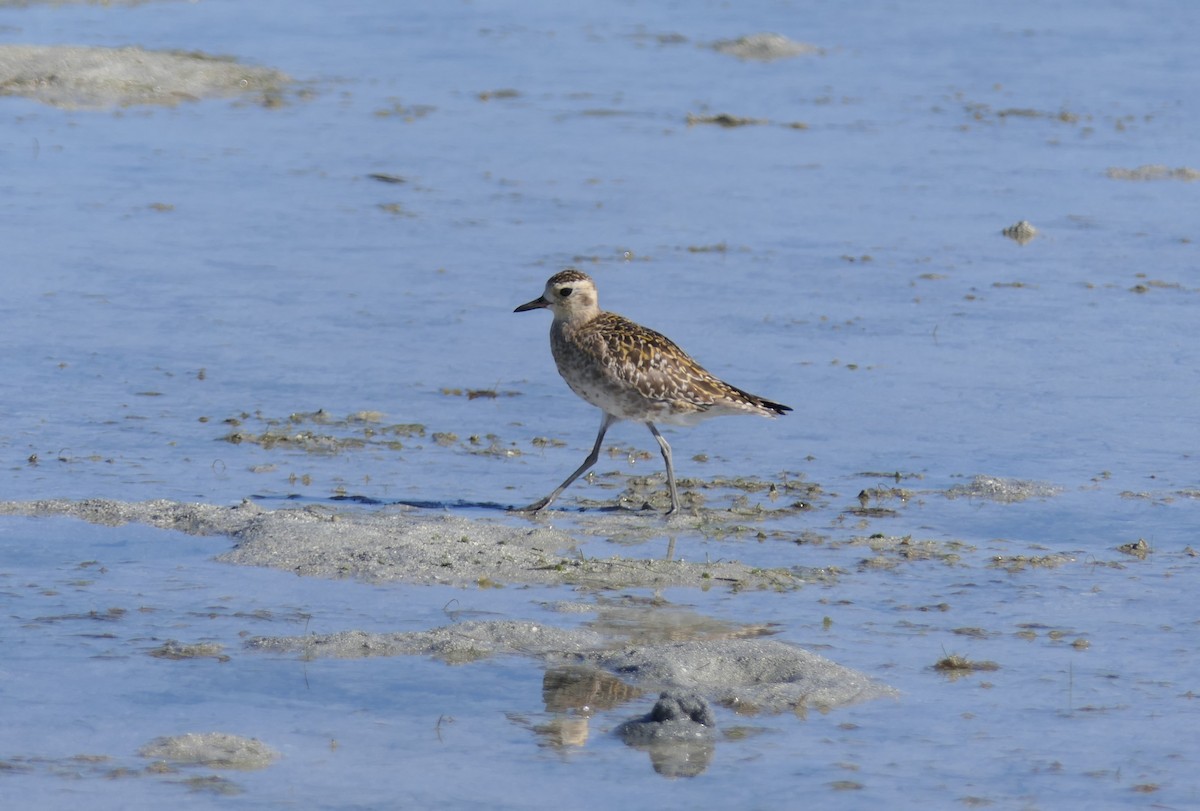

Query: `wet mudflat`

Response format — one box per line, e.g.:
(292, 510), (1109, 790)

(1, 0), (1198, 808)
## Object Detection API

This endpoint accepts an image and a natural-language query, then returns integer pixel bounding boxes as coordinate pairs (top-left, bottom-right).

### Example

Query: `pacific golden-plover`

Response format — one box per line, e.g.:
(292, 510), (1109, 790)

(514, 268), (791, 514)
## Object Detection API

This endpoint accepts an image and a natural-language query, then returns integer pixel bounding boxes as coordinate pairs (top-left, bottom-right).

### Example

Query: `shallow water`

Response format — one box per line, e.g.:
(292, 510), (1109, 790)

(1, 0), (1198, 807)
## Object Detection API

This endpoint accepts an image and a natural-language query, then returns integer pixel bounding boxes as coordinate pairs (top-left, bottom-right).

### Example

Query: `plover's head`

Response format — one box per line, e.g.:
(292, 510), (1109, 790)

(514, 269), (599, 321)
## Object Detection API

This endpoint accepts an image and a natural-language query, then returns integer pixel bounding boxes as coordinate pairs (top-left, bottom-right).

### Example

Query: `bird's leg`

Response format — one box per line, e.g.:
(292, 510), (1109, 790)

(647, 422), (681, 515)
(523, 412), (616, 512)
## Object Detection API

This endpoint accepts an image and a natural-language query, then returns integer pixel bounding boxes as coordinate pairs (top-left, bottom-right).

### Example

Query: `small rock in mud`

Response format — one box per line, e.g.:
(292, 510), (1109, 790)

(1002, 220), (1038, 244)
(615, 692), (716, 745)
(1116, 538), (1151, 558)
(615, 692), (718, 777)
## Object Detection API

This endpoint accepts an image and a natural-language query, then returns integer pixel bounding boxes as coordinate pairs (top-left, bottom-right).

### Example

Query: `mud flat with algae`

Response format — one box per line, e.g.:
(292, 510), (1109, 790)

(0, 44), (289, 108)
(0, 497), (815, 590)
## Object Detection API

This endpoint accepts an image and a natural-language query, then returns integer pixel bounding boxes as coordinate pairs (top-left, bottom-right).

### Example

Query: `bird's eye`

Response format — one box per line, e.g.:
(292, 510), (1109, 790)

(558, 287), (572, 297)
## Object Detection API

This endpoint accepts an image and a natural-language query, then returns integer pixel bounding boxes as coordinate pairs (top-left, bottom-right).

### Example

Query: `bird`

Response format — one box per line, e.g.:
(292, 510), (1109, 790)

(514, 268), (791, 514)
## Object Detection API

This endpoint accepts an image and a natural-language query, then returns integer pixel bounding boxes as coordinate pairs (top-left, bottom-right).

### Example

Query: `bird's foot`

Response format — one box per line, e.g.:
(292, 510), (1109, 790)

(515, 496), (553, 513)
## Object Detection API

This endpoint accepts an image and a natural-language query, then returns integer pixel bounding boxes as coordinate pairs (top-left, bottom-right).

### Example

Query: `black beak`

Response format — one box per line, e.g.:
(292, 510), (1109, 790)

(514, 296), (549, 313)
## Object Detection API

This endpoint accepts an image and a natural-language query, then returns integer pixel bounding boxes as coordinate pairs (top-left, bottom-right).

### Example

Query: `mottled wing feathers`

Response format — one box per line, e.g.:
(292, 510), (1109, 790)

(582, 312), (781, 414)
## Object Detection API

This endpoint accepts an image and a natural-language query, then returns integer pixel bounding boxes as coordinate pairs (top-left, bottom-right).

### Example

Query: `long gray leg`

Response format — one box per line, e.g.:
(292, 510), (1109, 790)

(523, 412), (617, 512)
(647, 422), (681, 514)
